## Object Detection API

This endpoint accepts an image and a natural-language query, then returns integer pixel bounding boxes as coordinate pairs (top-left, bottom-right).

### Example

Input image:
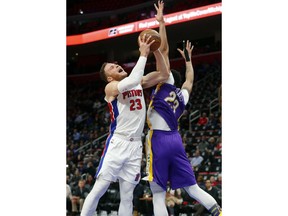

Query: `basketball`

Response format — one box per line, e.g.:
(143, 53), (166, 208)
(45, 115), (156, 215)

(139, 29), (161, 52)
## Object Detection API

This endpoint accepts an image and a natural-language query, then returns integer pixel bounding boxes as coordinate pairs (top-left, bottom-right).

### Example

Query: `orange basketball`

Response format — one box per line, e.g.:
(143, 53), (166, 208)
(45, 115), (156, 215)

(139, 29), (161, 52)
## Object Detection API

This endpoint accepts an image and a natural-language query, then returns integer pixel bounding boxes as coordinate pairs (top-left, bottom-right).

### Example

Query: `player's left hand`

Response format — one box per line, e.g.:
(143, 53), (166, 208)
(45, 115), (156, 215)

(154, 0), (165, 23)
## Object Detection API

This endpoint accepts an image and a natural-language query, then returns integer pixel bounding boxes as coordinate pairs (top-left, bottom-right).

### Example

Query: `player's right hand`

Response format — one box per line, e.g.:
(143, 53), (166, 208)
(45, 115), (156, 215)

(138, 34), (155, 57)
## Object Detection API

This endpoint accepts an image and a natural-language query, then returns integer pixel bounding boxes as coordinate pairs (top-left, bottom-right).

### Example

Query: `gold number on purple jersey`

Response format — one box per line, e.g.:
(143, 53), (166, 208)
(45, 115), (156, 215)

(164, 91), (179, 113)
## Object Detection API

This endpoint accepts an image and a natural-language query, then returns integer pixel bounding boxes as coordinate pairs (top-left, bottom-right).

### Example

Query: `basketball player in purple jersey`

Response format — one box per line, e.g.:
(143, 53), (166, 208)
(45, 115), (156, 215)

(143, 1), (222, 216)
(80, 34), (170, 215)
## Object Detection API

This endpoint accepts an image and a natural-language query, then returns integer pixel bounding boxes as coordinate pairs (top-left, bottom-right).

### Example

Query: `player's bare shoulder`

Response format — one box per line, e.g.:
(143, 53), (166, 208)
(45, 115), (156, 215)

(105, 81), (119, 102)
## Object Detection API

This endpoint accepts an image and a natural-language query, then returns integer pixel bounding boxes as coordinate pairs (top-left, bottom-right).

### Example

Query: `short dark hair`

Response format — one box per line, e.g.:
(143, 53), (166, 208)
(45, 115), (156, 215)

(99, 62), (108, 82)
(171, 69), (182, 88)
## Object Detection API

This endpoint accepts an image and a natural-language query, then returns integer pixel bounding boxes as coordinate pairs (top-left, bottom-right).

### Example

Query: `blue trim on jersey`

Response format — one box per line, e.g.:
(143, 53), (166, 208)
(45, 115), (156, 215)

(95, 99), (119, 178)
(110, 99), (119, 133)
(95, 133), (113, 177)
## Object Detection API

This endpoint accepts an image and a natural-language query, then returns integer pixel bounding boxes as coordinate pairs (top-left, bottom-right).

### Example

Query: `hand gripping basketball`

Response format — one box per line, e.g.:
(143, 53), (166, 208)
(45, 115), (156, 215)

(138, 29), (161, 52)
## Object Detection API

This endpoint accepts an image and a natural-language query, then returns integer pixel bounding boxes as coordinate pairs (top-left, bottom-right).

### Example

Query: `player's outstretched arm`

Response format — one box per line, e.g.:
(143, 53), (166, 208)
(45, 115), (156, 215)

(141, 49), (170, 89)
(154, 0), (170, 71)
(177, 40), (194, 95)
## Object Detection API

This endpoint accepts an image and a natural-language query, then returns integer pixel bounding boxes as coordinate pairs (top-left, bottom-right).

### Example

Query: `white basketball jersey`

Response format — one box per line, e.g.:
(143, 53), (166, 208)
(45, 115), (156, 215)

(107, 84), (146, 138)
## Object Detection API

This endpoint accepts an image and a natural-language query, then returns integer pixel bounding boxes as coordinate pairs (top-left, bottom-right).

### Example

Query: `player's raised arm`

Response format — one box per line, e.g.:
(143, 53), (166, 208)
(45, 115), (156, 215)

(141, 48), (170, 89)
(177, 40), (194, 95)
(154, 0), (170, 71)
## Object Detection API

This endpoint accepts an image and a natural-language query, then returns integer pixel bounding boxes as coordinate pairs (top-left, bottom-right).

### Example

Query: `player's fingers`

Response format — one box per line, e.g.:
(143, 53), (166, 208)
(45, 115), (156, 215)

(145, 35), (152, 43)
(177, 48), (184, 55)
(154, 3), (158, 10)
(141, 33), (147, 42)
(139, 34), (146, 44)
(187, 41), (192, 50)
(148, 39), (155, 47)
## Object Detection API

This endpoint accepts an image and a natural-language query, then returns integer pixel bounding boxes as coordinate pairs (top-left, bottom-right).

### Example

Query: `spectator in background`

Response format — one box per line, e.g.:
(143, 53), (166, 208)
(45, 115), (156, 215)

(99, 126), (106, 134)
(73, 153), (83, 165)
(67, 174), (72, 186)
(215, 136), (222, 151)
(72, 179), (90, 215)
(207, 113), (218, 127)
(210, 176), (218, 187)
(70, 168), (82, 188)
(197, 174), (205, 190)
(190, 149), (204, 170)
(93, 99), (102, 110)
(75, 111), (87, 124)
(85, 174), (95, 192)
(83, 161), (96, 178)
(197, 112), (209, 126)
(206, 137), (217, 154)
(77, 162), (85, 174)
(215, 173), (222, 190)
(197, 135), (209, 153)
(81, 128), (90, 142)
(83, 150), (94, 164)
(166, 186), (183, 216)
(73, 128), (81, 141)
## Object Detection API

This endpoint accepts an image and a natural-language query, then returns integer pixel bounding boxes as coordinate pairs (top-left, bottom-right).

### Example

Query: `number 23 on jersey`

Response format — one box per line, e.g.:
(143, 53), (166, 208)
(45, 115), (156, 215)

(130, 99), (142, 111)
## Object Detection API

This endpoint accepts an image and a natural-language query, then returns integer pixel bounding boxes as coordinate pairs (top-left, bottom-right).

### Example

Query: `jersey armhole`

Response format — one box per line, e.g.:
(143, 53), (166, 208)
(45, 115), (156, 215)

(165, 72), (174, 85)
(181, 88), (189, 105)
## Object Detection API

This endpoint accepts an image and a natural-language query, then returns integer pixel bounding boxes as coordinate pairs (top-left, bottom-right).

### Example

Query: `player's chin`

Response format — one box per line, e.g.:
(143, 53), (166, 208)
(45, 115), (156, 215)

(121, 72), (128, 78)
(118, 72), (128, 80)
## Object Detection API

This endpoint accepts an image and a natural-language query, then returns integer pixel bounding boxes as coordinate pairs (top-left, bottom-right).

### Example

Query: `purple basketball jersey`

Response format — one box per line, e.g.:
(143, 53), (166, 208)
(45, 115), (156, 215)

(150, 83), (185, 131)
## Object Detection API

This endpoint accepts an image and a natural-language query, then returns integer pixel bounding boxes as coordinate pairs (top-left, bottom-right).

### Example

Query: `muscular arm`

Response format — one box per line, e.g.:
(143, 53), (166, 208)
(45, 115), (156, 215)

(141, 49), (170, 89)
(118, 56), (147, 92)
(154, 0), (170, 71)
(177, 40), (194, 95)
(140, 1), (170, 90)
(182, 61), (194, 95)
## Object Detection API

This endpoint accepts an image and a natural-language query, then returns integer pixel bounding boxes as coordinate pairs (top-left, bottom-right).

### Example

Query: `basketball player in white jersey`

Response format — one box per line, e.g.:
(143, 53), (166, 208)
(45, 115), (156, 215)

(80, 34), (170, 215)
